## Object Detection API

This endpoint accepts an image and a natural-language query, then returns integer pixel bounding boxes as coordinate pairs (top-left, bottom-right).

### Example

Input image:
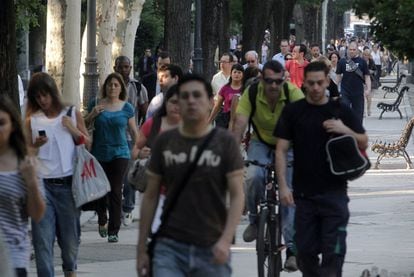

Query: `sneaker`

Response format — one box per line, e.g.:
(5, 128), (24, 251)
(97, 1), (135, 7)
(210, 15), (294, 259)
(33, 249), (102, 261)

(98, 224), (108, 238)
(108, 235), (119, 243)
(284, 250), (298, 272)
(242, 224), (257, 242)
(123, 212), (133, 226)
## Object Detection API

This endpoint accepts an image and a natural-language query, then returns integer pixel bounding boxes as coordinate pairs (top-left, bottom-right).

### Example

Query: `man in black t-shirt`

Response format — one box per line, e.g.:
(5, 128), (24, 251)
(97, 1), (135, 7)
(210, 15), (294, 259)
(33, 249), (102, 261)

(275, 62), (368, 276)
(137, 75), (244, 277)
(336, 41), (371, 124)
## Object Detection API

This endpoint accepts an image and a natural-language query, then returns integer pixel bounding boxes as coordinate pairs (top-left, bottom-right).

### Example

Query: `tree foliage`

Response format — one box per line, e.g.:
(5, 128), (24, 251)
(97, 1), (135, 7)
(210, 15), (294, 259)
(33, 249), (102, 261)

(16, 0), (46, 31)
(353, 0), (414, 59)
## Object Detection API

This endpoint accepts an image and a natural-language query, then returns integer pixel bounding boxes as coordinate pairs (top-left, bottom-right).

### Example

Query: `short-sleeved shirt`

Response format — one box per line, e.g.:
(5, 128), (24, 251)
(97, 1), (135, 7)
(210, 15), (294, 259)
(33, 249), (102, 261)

(146, 94), (163, 119)
(126, 79), (148, 131)
(236, 81), (305, 146)
(0, 172), (43, 269)
(275, 99), (365, 197)
(211, 71), (229, 96)
(285, 60), (309, 89)
(336, 56), (369, 94)
(219, 84), (241, 113)
(148, 128), (243, 247)
(88, 101), (134, 162)
(271, 52), (285, 68)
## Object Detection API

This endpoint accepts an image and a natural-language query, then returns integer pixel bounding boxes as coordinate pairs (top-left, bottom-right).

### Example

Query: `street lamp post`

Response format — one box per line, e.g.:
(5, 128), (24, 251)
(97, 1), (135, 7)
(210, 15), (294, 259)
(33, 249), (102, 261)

(193, 0), (203, 74)
(83, 0), (99, 111)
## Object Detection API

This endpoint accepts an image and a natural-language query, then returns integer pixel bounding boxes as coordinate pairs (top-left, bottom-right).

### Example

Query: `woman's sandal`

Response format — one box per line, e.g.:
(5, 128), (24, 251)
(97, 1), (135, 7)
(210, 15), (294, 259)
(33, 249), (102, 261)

(98, 224), (108, 238)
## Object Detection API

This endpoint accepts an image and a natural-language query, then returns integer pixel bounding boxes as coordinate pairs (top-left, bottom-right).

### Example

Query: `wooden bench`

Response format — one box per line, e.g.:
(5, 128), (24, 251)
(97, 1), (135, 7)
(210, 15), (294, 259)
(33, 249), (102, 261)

(371, 116), (414, 169)
(377, 86), (409, 119)
(382, 74), (406, 98)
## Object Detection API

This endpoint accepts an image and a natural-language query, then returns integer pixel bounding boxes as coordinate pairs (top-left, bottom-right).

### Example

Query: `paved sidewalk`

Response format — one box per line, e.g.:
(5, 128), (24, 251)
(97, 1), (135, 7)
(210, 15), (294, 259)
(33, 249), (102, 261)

(29, 77), (414, 276)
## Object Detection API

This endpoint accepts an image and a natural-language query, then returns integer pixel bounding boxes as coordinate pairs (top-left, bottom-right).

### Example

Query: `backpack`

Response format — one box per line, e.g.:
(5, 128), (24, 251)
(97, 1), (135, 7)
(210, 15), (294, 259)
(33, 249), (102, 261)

(246, 81), (290, 149)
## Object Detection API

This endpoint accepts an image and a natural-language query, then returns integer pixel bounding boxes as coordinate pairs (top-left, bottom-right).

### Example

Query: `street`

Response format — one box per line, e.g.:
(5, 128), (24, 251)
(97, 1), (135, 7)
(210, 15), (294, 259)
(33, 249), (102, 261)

(29, 79), (414, 277)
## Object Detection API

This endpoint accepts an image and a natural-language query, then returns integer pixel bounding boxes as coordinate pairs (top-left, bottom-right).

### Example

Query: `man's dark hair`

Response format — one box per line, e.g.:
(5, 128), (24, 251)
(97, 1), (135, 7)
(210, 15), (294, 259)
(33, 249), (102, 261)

(280, 39), (289, 45)
(158, 64), (183, 80)
(221, 52), (234, 63)
(262, 60), (284, 77)
(304, 61), (330, 77)
(310, 43), (320, 49)
(158, 51), (170, 60)
(177, 74), (213, 99)
(114, 55), (131, 66)
(299, 44), (307, 55)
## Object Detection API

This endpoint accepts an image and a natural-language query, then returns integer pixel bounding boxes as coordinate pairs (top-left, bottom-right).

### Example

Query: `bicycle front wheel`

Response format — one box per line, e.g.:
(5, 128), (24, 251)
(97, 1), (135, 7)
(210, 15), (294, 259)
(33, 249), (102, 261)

(257, 209), (281, 277)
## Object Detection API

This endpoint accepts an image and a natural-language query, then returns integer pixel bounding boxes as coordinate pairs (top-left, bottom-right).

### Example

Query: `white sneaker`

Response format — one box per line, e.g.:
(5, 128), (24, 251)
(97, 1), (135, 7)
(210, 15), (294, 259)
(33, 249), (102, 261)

(123, 213), (133, 226)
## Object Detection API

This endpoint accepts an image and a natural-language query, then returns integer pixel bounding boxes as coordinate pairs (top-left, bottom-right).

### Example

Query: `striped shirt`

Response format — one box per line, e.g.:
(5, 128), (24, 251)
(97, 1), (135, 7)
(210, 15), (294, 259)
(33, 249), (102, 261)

(0, 171), (31, 269)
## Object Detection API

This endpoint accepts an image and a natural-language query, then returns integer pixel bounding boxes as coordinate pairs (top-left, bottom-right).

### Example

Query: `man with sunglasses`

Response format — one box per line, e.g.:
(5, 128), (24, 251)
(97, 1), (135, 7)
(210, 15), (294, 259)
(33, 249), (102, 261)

(137, 74), (245, 277)
(232, 60), (304, 271)
(275, 61), (367, 276)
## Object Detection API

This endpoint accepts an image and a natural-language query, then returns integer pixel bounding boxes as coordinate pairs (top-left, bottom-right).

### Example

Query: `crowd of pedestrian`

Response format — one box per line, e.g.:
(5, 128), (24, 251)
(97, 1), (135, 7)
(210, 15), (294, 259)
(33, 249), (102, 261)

(0, 33), (393, 277)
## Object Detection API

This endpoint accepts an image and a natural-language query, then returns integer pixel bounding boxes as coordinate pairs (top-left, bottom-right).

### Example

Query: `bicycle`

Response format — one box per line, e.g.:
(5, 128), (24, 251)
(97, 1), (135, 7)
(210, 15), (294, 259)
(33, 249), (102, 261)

(245, 160), (284, 277)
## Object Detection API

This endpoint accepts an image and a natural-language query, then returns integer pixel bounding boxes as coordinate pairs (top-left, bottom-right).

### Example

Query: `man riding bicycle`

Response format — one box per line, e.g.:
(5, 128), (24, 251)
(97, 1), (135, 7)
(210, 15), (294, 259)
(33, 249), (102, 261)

(232, 60), (304, 271)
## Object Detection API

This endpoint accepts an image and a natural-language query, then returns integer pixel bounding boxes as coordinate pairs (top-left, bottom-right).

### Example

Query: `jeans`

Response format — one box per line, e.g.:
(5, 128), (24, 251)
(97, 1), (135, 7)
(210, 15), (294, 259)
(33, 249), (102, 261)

(153, 238), (231, 277)
(340, 88), (364, 124)
(295, 191), (349, 277)
(244, 140), (295, 249)
(123, 141), (136, 214)
(32, 178), (80, 277)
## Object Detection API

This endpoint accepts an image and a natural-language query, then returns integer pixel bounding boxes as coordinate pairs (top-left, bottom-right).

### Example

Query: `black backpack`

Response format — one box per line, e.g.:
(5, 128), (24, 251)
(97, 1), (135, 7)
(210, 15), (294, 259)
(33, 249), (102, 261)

(247, 81), (290, 149)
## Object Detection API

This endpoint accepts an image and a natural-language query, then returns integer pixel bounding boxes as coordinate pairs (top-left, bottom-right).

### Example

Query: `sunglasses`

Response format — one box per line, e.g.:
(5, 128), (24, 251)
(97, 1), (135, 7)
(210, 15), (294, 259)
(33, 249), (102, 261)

(263, 78), (285, 85)
(179, 90), (203, 100)
(306, 80), (325, 87)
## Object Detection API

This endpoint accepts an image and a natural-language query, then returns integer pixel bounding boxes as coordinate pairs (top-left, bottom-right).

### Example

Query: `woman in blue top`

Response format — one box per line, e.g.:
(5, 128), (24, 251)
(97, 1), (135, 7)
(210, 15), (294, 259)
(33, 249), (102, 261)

(85, 72), (137, 243)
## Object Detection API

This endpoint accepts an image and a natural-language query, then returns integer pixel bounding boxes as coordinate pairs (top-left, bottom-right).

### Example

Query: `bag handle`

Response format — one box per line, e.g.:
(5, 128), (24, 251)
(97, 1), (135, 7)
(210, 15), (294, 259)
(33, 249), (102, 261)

(151, 127), (217, 239)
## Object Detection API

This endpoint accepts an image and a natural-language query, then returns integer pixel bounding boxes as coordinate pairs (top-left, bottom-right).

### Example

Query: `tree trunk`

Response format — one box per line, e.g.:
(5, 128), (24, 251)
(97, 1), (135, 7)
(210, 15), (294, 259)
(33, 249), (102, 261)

(164, 0), (192, 72)
(97, 0), (118, 84)
(202, 0), (220, 81)
(241, 0), (273, 56)
(29, 12), (47, 74)
(218, 0), (230, 58)
(46, 0), (81, 106)
(269, 0), (296, 57)
(0, 0), (19, 106)
(112, 0), (146, 76)
(300, 3), (321, 46)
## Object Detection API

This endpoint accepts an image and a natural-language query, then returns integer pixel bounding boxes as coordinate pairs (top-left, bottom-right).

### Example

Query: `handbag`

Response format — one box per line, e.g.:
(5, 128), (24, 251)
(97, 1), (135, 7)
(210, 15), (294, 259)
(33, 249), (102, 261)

(146, 128), (217, 276)
(326, 134), (370, 181)
(325, 100), (370, 181)
(66, 106), (111, 208)
(72, 136), (111, 207)
(127, 157), (150, 192)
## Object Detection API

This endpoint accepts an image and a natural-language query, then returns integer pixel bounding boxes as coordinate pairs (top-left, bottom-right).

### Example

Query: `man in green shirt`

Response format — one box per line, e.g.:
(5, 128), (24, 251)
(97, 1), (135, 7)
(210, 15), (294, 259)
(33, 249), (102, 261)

(232, 60), (304, 271)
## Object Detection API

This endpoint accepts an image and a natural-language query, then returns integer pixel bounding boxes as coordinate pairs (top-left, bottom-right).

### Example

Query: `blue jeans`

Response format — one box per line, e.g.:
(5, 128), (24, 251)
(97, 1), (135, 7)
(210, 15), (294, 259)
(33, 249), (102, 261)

(153, 238), (231, 277)
(32, 178), (80, 277)
(245, 140), (295, 249)
(123, 140), (136, 213)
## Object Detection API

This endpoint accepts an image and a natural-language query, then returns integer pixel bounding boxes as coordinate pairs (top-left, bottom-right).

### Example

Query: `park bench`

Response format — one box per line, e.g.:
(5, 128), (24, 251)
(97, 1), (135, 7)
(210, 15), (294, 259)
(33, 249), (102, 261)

(377, 86), (409, 119)
(382, 74), (406, 98)
(371, 116), (414, 169)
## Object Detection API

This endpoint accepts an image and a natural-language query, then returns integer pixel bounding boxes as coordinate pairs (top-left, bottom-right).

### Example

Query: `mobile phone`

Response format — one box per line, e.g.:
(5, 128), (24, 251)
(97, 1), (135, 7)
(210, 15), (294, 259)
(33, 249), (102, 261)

(38, 130), (46, 137)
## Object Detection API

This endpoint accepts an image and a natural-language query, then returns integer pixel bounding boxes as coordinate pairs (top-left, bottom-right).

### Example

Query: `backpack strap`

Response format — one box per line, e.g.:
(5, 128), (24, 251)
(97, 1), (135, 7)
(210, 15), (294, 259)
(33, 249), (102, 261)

(133, 80), (142, 97)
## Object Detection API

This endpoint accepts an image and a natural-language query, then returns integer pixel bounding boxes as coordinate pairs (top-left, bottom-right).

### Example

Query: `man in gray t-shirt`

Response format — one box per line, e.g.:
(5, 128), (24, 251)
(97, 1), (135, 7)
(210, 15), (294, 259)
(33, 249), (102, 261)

(137, 75), (244, 277)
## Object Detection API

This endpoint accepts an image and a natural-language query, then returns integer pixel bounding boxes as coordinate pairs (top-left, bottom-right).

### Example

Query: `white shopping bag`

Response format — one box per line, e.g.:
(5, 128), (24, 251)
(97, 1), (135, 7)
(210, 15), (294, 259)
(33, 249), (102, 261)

(72, 144), (111, 208)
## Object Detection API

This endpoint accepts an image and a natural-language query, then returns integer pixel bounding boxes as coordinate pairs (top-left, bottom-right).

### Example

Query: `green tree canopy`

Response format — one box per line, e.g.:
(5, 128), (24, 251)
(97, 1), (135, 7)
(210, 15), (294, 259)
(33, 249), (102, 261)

(353, 0), (414, 59)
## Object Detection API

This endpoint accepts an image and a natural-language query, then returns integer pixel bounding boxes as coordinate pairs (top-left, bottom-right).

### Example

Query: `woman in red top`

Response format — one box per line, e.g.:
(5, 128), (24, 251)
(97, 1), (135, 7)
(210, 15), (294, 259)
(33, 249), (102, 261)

(209, 63), (244, 129)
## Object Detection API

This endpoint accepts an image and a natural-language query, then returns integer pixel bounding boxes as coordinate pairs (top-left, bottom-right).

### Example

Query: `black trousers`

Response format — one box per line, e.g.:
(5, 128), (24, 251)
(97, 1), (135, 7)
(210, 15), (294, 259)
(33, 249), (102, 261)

(294, 191), (349, 277)
(97, 158), (129, 236)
